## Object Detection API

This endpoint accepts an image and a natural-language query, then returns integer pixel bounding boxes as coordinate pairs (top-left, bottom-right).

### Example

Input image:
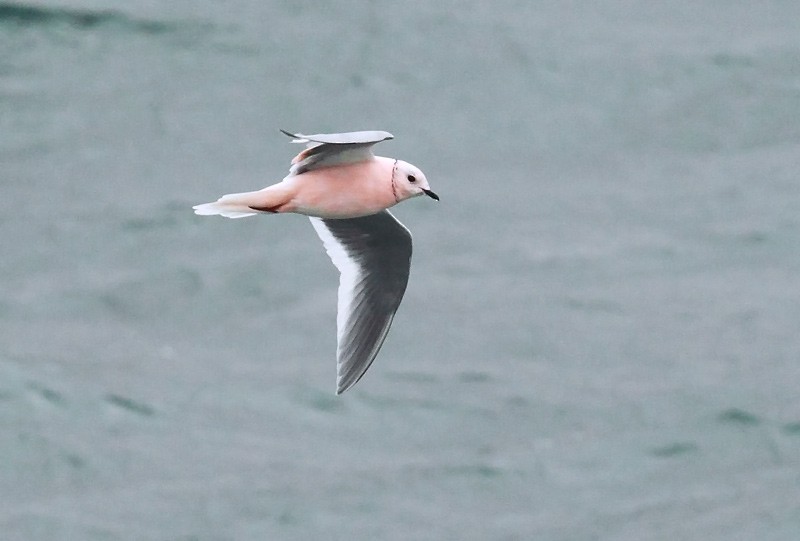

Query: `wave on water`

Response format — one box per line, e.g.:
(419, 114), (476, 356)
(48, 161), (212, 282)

(0, 2), (175, 34)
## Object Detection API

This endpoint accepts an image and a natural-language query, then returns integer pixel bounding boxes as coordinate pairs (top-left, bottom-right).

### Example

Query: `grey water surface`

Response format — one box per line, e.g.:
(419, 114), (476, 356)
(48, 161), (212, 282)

(2, 1), (800, 539)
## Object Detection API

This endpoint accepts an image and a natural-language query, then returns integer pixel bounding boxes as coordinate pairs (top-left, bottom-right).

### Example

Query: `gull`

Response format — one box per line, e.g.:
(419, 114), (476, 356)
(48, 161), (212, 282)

(193, 130), (438, 394)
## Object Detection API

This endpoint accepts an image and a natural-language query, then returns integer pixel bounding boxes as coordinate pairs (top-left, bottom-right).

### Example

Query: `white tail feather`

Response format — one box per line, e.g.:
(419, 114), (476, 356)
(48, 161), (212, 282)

(192, 202), (257, 219)
(192, 190), (268, 219)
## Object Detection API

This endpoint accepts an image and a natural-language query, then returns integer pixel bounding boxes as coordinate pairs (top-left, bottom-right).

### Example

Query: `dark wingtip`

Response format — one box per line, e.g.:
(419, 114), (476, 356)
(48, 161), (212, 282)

(279, 129), (297, 138)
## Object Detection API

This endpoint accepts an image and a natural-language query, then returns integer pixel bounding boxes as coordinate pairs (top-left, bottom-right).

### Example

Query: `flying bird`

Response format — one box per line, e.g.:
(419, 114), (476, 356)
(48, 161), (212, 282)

(193, 130), (439, 394)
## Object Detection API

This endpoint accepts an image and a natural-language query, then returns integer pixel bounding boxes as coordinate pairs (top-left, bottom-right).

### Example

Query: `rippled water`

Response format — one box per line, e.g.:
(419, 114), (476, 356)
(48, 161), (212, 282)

(2, 1), (800, 539)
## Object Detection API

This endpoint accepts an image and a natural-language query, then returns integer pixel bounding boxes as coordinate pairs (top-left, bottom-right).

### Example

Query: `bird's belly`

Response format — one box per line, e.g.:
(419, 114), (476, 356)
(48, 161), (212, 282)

(287, 165), (396, 219)
(293, 190), (396, 219)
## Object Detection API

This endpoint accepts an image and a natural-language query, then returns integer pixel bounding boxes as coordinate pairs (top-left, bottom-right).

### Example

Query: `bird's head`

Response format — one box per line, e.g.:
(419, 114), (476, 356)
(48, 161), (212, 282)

(392, 160), (439, 202)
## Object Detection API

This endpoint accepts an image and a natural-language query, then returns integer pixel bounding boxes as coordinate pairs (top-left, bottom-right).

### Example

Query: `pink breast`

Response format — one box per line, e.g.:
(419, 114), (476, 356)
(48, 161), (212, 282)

(290, 159), (397, 218)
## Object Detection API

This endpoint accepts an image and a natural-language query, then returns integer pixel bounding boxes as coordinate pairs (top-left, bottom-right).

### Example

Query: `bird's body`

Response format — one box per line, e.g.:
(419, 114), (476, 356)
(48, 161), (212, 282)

(282, 157), (398, 217)
(193, 130), (438, 394)
(220, 156), (398, 219)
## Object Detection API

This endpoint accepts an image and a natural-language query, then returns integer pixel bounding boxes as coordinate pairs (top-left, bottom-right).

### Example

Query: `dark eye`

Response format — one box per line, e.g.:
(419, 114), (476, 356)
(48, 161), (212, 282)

(407, 175), (417, 183)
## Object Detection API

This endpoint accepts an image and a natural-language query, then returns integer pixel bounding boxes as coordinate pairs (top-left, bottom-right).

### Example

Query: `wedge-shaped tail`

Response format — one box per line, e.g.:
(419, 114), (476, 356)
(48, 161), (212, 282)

(193, 202), (257, 218)
(193, 187), (289, 219)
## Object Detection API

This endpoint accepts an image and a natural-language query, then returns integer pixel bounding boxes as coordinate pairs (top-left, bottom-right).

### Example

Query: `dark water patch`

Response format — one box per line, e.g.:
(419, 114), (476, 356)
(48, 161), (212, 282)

(93, 267), (204, 318)
(0, 140), (52, 163)
(717, 408), (761, 426)
(782, 422), (800, 436)
(710, 53), (756, 69)
(61, 450), (85, 469)
(505, 395), (529, 408)
(649, 442), (699, 458)
(0, 2), (176, 35)
(445, 463), (504, 479)
(210, 39), (262, 57)
(121, 215), (179, 232)
(736, 230), (769, 245)
(708, 228), (771, 249)
(306, 393), (342, 413)
(26, 382), (65, 406)
(295, 388), (345, 413)
(358, 392), (446, 411)
(105, 393), (155, 417)
(96, 291), (130, 318)
(457, 371), (491, 383)
(121, 201), (194, 231)
(564, 296), (624, 313)
(385, 370), (439, 383)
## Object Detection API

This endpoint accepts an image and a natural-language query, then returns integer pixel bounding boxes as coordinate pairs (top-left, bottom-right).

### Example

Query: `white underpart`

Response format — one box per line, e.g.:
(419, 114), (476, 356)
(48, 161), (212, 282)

(192, 191), (265, 218)
(192, 203), (257, 219)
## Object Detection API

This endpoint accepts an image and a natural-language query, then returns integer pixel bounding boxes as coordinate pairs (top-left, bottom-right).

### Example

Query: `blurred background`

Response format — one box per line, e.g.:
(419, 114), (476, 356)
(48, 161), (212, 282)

(2, 1), (799, 539)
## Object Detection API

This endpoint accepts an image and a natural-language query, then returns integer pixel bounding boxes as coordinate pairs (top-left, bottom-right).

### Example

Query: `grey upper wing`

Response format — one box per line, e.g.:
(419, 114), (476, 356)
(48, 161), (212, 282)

(281, 129), (394, 175)
(309, 210), (412, 394)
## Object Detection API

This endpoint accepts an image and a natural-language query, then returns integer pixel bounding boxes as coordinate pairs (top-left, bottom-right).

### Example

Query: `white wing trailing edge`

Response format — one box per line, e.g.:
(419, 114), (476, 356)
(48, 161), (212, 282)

(309, 210), (412, 394)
